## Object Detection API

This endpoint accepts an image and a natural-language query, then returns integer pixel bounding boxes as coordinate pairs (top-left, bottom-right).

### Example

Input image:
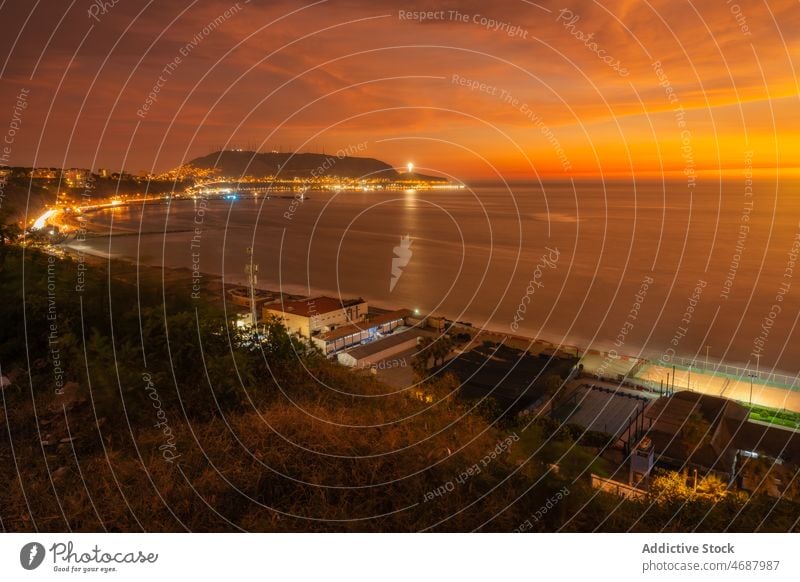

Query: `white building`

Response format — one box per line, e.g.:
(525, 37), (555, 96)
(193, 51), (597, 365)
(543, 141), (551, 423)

(263, 296), (367, 337)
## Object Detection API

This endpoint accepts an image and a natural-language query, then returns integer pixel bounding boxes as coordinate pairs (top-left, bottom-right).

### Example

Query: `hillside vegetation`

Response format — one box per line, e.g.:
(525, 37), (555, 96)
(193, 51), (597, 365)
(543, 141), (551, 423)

(0, 246), (797, 532)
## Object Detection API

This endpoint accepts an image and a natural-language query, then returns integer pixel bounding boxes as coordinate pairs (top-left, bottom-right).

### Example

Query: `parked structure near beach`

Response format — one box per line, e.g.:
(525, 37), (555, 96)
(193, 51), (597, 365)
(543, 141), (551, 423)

(312, 309), (411, 355)
(337, 330), (420, 369)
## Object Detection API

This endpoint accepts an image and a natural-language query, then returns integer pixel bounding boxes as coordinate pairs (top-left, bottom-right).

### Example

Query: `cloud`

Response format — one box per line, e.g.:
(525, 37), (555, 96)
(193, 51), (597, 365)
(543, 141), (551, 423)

(0, 0), (796, 176)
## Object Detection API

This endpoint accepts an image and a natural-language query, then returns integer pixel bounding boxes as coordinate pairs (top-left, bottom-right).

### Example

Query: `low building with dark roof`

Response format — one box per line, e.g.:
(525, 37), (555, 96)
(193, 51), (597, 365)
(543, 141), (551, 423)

(336, 330), (420, 368)
(443, 343), (577, 415)
(642, 391), (800, 488)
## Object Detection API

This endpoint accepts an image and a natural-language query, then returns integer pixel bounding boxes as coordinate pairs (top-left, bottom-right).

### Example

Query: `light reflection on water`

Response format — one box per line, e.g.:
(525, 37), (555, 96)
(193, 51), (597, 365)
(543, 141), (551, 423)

(67, 180), (800, 373)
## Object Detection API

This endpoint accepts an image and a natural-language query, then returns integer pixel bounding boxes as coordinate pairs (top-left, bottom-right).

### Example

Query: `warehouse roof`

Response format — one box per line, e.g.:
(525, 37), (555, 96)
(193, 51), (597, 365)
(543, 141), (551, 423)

(344, 330), (420, 360)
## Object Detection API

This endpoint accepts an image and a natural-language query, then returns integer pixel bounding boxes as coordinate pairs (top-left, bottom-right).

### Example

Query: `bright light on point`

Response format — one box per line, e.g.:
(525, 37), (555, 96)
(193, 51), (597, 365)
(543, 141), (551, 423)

(31, 209), (58, 230)
(407, 162), (414, 173)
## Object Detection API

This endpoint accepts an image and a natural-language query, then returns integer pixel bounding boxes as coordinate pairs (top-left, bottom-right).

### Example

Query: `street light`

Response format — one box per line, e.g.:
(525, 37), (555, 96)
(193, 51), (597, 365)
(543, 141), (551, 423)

(705, 345), (711, 370)
(749, 353), (761, 408)
(687, 364), (691, 391)
(754, 352), (761, 381)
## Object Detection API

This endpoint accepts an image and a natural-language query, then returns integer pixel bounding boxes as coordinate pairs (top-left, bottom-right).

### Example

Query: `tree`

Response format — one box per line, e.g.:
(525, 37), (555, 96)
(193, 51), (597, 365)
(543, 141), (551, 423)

(542, 374), (564, 416)
(696, 473), (729, 501)
(411, 336), (433, 380)
(430, 334), (454, 366)
(0, 207), (22, 246)
(0, 222), (21, 244)
(649, 469), (693, 503)
(472, 396), (502, 423)
(743, 456), (774, 496)
(781, 467), (800, 501)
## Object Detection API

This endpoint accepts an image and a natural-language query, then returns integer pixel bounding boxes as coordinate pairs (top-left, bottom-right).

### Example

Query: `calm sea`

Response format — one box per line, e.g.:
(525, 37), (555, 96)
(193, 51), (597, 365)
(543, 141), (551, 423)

(65, 179), (800, 374)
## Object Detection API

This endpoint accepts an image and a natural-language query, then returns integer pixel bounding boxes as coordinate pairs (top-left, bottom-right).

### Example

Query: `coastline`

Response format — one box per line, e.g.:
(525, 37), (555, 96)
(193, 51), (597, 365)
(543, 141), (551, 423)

(52, 234), (800, 408)
(38, 196), (800, 417)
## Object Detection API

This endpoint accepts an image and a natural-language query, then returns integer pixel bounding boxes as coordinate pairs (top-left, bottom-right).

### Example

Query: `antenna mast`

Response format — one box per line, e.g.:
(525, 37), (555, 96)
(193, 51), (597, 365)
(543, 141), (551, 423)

(245, 246), (259, 331)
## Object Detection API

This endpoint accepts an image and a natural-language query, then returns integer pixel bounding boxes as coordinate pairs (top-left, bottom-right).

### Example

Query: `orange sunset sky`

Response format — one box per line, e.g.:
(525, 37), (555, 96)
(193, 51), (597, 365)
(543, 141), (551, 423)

(0, 0), (797, 179)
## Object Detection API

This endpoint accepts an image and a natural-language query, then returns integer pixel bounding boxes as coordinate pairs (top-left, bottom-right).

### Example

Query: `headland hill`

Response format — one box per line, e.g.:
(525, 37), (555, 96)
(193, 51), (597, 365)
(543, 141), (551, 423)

(0, 149), (460, 230)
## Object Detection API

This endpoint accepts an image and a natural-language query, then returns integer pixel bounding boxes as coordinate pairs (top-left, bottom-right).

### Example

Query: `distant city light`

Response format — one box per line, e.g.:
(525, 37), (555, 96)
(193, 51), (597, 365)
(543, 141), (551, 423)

(407, 162), (414, 173)
(31, 209), (57, 230)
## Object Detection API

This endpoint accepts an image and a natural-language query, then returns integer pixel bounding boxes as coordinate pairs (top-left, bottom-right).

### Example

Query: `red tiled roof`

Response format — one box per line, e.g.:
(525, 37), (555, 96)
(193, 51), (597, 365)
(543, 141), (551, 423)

(265, 296), (361, 318)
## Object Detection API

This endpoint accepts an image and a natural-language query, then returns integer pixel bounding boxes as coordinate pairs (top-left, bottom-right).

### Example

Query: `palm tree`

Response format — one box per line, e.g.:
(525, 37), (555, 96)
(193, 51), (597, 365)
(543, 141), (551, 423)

(430, 334), (454, 366)
(411, 336), (433, 380)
